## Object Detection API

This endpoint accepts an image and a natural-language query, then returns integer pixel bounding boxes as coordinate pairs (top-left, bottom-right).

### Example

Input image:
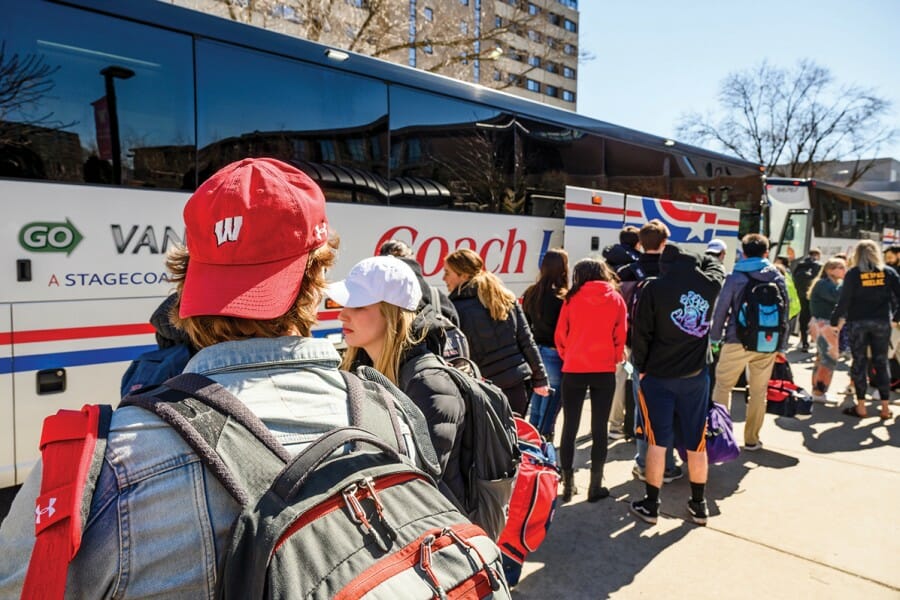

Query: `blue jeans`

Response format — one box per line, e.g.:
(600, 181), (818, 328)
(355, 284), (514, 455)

(529, 346), (562, 436)
(631, 362), (676, 470)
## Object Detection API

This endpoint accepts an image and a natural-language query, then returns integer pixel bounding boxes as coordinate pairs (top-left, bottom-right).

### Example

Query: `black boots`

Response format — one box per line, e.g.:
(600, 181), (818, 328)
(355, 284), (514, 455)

(587, 469), (609, 502)
(561, 469), (577, 502)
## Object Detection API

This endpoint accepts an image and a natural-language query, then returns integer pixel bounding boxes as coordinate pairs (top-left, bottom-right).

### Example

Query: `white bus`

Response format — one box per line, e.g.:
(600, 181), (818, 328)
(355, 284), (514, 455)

(767, 178), (900, 261)
(0, 0), (766, 489)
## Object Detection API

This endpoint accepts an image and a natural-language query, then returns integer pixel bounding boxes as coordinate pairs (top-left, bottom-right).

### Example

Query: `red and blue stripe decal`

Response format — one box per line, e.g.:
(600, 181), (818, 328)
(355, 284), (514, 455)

(0, 311), (345, 375)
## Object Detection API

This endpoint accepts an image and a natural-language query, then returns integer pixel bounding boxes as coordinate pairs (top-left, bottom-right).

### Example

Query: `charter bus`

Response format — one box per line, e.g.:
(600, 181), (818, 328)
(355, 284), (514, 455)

(767, 178), (900, 261)
(0, 0), (766, 489)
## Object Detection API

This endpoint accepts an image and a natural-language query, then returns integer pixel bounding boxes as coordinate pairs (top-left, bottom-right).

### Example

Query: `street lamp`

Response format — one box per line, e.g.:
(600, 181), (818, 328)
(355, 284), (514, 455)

(100, 65), (135, 185)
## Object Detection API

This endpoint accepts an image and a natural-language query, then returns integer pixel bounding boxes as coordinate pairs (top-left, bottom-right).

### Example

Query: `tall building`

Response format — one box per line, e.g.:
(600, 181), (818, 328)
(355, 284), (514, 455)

(166, 0), (579, 110)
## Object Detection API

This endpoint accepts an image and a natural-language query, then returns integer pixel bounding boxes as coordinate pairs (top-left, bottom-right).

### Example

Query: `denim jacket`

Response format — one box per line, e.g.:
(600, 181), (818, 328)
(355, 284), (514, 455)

(0, 336), (350, 599)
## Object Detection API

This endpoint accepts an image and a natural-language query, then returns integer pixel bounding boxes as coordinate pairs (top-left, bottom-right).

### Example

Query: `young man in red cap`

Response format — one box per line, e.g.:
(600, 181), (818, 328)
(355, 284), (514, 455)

(0, 158), (357, 596)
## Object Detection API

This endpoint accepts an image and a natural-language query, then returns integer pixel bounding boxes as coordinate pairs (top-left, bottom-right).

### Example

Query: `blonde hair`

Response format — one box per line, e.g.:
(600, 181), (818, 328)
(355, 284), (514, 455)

(166, 238), (338, 349)
(807, 257), (846, 299)
(853, 240), (884, 273)
(340, 302), (418, 386)
(445, 248), (515, 321)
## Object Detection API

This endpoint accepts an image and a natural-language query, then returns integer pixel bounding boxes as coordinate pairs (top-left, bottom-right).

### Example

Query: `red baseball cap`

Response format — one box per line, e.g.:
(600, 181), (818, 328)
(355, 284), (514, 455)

(179, 158), (329, 319)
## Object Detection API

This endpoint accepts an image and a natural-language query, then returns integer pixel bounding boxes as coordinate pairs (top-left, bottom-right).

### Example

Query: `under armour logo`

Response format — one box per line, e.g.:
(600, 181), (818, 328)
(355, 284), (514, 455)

(214, 216), (243, 246)
(313, 223), (327, 242)
(35, 497), (57, 524)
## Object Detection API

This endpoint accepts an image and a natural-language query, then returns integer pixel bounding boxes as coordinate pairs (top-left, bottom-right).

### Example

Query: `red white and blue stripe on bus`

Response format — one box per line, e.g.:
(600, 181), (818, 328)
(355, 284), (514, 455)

(565, 196), (740, 242)
(0, 313), (344, 375)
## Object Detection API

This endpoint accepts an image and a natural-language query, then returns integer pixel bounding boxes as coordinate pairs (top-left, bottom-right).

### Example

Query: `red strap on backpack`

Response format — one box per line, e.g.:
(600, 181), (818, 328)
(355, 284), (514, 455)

(21, 405), (105, 600)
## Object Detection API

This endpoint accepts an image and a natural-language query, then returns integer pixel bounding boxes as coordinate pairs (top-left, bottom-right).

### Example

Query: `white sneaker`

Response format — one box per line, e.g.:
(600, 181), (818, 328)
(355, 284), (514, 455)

(811, 393), (833, 404)
(608, 429), (625, 440)
(744, 441), (763, 451)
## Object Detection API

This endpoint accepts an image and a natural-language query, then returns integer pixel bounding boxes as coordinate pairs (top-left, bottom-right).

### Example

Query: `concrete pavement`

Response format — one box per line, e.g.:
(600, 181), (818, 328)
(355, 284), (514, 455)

(513, 347), (900, 599)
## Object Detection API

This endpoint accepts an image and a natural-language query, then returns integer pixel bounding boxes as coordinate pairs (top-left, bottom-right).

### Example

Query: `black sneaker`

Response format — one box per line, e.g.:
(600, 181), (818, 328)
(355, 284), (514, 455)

(663, 465), (684, 483)
(687, 498), (708, 525)
(629, 498), (659, 524)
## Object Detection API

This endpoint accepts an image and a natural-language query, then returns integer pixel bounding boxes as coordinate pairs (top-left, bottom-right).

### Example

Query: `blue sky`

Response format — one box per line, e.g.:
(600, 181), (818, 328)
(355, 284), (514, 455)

(576, 0), (900, 162)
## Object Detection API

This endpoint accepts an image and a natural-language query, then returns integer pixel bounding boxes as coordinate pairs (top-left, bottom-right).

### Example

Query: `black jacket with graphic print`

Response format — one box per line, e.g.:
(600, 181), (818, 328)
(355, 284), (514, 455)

(632, 244), (725, 378)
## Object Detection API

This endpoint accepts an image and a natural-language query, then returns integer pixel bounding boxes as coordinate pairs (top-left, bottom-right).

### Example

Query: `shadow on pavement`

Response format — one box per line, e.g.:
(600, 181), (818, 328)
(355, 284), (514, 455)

(511, 480), (694, 598)
(513, 410), (804, 597)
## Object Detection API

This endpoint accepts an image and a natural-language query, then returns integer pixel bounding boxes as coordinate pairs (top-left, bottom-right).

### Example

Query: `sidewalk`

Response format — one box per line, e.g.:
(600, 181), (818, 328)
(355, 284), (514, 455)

(514, 347), (900, 599)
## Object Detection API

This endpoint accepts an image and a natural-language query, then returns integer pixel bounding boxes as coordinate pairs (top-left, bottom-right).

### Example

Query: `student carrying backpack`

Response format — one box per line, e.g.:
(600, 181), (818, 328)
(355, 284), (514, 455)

(20, 370), (511, 599)
(709, 233), (790, 452)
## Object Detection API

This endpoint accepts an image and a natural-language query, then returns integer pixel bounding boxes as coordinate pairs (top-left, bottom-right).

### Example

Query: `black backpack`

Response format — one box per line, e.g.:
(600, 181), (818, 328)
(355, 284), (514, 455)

(425, 286), (470, 361)
(736, 275), (786, 353)
(118, 372), (510, 599)
(400, 354), (519, 541)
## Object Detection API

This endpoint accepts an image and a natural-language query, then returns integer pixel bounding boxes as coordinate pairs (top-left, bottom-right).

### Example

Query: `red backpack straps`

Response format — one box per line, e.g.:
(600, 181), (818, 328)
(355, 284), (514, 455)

(21, 404), (111, 600)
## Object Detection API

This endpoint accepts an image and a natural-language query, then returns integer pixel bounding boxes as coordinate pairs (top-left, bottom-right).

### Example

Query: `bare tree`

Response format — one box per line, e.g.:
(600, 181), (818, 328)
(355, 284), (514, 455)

(676, 60), (897, 185)
(176, 0), (583, 92)
(0, 42), (74, 145)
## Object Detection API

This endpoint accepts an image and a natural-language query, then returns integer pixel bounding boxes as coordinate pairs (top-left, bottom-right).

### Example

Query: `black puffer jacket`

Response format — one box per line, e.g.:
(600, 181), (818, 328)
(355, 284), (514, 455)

(450, 283), (548, 390)
(399, 342), (466, 504)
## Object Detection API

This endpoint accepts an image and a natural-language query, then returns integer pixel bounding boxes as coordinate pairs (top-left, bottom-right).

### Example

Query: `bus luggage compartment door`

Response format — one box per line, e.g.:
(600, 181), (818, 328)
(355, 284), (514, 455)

(8, 298), (159, 486)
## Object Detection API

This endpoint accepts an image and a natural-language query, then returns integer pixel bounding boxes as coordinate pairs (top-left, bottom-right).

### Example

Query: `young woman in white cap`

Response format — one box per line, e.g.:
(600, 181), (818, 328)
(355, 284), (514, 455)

(327, 256), (467, 504)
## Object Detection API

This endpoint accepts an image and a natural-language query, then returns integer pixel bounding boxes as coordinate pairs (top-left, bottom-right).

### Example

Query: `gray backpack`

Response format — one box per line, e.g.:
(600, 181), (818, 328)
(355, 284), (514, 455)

(121, 371), (510, 599)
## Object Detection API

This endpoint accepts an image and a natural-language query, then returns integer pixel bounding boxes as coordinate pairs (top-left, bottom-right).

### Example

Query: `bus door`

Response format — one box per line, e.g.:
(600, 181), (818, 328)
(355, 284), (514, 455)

(774, 208), (812, 263)
(563, 186), (629, 260)
(0, 305), (13, 488)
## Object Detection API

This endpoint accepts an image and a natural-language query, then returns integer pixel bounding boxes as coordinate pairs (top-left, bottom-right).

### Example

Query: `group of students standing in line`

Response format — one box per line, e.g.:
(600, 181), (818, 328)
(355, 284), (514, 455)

(4, 156), (899, 596)
(518, 222), (900, 526)
(792, 244), (900, 420)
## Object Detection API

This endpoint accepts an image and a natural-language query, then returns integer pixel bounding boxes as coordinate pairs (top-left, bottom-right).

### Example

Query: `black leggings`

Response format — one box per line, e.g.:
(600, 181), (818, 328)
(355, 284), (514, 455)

(559, 372), (616, 472)
(849, 319), (891, 400)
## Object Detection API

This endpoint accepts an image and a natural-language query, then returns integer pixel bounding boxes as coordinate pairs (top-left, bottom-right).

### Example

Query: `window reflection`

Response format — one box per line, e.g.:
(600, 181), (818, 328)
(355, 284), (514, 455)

(389, 86), (518, 212)
(196, 40), (389, 203)
(0, 1), (194, 188)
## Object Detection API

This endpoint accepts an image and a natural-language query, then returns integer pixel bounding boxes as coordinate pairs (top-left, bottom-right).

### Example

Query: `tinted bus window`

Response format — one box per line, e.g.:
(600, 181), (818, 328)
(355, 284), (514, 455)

(389, 86), (517, 213)
(196, 41), (389, 203)
(518, 118), (604, 217)
(0, 0), (194, 188)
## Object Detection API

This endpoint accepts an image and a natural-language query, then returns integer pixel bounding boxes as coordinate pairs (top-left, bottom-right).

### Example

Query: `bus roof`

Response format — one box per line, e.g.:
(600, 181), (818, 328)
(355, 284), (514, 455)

(58, 0), (763, 173)
(766, 177), (897, 209)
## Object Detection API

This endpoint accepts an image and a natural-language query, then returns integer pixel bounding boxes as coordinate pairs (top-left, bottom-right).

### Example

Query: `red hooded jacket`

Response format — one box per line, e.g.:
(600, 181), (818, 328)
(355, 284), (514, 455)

(554, 280), (627, 373)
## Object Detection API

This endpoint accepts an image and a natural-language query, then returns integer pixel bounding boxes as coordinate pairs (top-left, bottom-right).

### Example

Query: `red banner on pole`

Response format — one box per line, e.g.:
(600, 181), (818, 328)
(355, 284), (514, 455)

(91, 96), (112, 160)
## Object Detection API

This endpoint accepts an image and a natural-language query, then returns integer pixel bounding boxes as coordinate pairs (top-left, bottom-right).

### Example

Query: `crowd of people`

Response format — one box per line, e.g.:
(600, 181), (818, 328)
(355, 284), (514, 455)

(1, 156), (898, 596)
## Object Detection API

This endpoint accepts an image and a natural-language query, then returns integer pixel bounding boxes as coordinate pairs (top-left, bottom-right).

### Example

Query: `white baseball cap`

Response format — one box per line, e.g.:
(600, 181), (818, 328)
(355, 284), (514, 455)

(326, 256), (422, 311)
(706, 238), (727, 254)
